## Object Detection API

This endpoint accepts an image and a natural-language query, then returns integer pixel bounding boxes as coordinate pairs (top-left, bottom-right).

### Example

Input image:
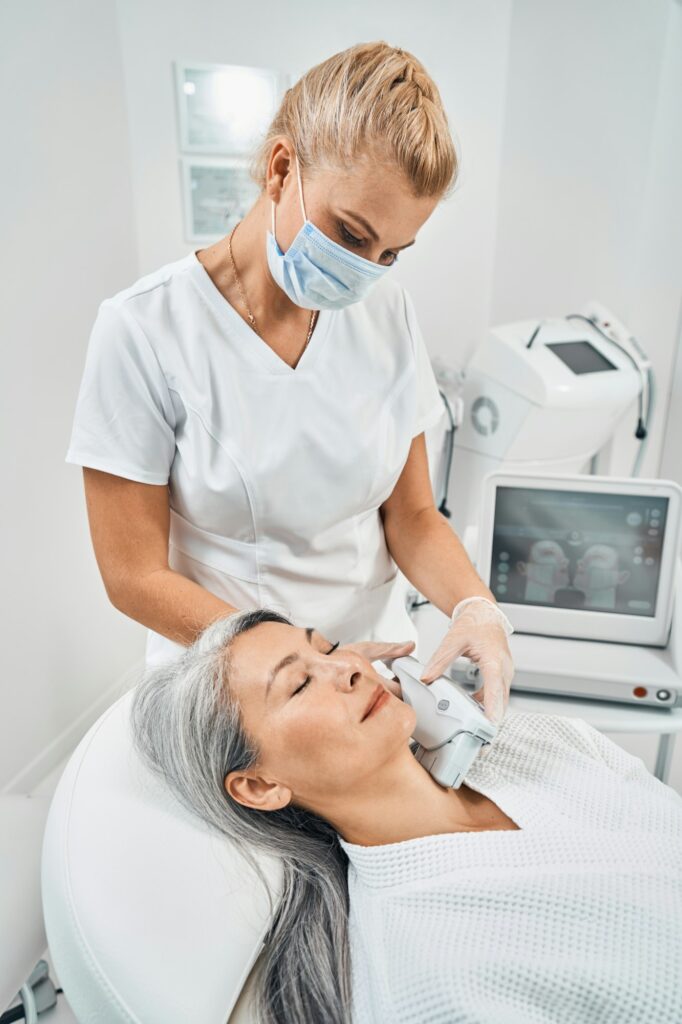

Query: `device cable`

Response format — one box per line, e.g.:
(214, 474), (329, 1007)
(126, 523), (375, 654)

(564, 313), (649, 440)
(0, 989), (63, 1024)
(436, 387), (456, 520)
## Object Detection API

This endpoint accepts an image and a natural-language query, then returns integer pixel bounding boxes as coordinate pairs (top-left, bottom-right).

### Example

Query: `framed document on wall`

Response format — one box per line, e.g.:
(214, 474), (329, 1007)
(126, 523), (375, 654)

(180, 156), (261, 241)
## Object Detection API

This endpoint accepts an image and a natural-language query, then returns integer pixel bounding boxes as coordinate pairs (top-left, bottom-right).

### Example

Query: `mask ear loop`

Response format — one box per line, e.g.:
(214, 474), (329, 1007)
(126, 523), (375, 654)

(271, 151), (307, 244)
(295, 152), (307, 222)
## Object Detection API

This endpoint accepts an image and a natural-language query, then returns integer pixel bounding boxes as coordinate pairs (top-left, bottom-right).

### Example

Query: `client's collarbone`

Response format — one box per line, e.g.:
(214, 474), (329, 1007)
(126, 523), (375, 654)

(457, 785), (521, 832)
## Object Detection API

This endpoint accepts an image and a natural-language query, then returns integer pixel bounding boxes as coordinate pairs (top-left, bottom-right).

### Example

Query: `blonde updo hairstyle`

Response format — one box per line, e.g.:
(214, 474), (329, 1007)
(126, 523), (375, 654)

(249, 40), (459, 201)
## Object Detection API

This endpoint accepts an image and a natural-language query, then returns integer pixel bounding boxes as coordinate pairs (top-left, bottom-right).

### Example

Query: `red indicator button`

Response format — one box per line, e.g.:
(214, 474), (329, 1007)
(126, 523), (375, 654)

(633, 686), (647, 698)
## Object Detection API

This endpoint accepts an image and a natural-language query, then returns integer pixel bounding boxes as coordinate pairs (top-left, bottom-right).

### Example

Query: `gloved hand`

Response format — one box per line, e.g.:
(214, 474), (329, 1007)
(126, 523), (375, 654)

(419, 597), (515, 729)
(339, 639), (416, 697)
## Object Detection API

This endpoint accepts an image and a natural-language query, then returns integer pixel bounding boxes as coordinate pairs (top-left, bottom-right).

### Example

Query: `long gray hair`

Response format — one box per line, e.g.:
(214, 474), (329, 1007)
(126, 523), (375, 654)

(129, 608), (352, 1024)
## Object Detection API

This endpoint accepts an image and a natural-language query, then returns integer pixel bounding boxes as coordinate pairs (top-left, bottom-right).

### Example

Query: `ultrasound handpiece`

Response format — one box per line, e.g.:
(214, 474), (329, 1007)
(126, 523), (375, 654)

(387, 655), (499, 789)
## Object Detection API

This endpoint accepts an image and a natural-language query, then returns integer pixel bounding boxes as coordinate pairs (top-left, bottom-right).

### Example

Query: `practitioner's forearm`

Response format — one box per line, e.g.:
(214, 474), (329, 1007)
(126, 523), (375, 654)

(110, 567), (239, 646)
(383, 507), (496, 618)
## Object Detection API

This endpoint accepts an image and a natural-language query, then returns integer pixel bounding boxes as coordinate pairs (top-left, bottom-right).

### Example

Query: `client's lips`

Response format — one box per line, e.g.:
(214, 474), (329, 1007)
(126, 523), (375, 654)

(361, 683), (389, 722)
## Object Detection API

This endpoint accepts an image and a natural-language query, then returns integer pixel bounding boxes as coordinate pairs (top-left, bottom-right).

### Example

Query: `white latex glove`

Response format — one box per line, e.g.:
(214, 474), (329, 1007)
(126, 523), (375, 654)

(419, 597), (515, 729)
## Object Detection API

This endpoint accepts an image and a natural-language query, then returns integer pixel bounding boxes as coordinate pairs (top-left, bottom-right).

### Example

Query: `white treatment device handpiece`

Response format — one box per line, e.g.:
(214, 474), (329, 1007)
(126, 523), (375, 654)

(388, 655), (499, 789)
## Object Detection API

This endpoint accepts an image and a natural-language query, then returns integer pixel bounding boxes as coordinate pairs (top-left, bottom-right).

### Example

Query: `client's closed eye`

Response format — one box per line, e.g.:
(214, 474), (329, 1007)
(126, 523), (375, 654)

(291, 640), (340, 696)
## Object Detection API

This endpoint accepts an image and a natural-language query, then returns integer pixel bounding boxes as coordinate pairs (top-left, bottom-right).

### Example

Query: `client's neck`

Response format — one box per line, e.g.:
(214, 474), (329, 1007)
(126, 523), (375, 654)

(316, 749), (480, 847)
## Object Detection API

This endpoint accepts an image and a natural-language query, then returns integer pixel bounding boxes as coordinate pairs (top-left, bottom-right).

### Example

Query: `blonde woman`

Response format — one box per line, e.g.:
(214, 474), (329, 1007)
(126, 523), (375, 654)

(65, 42), (514, 720)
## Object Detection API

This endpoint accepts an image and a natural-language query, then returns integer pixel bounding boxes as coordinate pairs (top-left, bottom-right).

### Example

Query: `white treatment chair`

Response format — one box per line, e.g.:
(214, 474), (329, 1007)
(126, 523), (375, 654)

(41, 689), (283, 1023)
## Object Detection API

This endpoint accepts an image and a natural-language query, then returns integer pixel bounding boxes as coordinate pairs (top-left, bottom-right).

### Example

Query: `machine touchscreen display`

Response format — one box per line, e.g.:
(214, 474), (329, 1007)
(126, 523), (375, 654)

(490, 486), (668, 617)
(545, 340), (617, 374)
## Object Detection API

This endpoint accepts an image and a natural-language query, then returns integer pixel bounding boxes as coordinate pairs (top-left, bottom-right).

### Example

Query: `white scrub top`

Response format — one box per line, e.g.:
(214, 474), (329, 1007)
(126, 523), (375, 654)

(65, 251), (444, 667)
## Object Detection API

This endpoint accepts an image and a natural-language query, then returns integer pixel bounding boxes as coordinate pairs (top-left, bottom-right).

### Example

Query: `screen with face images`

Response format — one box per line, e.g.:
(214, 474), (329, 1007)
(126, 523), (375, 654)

(490, 487), (669, 617)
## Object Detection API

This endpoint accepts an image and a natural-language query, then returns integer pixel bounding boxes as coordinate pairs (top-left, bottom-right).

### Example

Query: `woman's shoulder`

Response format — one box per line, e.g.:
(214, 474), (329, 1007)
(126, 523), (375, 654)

(485, 708), (598, 761)
(101, 252), (196, 317)
(478, 708), (661, 790)
(479, 708), (608, 770)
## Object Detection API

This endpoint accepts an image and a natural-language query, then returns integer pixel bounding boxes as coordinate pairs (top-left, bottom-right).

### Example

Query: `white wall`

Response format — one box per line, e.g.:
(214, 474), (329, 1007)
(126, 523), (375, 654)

(491, 0), (682, 479)
(654, 1), (682, 490)
(0, 0), (143, 791)
(660, 303), (682, 486)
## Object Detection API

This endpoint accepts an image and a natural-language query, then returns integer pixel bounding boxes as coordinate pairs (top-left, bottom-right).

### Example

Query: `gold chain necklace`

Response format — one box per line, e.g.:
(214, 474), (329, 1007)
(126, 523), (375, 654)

(227, 220), (318, 354)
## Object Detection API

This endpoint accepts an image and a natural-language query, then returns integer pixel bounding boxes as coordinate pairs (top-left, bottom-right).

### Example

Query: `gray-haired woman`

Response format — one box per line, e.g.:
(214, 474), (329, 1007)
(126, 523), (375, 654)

(130, 609), (682, 1024)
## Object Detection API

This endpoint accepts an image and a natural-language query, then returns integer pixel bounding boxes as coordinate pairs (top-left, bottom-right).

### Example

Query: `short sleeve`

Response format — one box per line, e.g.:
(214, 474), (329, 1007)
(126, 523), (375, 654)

(65, 301), (176, 484)
(403, 287), (444, 437)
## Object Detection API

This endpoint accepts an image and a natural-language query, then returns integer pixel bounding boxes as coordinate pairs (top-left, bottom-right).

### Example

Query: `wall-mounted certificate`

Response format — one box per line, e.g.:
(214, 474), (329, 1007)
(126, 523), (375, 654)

(180, 157), (261, 241)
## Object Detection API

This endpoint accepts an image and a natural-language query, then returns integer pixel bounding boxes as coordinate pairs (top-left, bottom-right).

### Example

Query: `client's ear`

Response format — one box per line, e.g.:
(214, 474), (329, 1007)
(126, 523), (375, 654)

(224, 770), (292, 812)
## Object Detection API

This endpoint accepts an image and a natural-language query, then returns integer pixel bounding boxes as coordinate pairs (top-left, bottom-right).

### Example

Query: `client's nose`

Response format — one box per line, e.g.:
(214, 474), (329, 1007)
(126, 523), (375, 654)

(324, 650), (364, 691)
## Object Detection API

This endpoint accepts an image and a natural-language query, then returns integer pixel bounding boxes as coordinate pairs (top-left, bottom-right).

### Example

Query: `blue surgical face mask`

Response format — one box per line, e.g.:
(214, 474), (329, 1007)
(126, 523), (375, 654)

(265, 153), (395, 310)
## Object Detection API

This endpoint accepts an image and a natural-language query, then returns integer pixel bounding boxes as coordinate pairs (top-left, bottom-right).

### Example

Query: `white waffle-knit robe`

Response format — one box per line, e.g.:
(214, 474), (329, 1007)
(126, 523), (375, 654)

(339, 710), (682, 1023)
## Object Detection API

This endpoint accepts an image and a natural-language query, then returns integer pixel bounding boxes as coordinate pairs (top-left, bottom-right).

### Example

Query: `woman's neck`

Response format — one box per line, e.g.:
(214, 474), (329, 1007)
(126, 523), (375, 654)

(197, 196), (302, 323)
(313, 749), (486, 847)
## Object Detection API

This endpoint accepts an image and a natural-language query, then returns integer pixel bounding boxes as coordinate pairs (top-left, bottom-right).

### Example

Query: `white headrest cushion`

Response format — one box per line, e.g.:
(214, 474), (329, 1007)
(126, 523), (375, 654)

(42, 689), (282, 1023)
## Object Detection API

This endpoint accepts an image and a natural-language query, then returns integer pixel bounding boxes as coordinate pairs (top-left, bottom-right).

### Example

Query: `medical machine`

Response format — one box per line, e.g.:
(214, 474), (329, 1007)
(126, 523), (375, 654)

(430, 470), (682, 711)
(388, 655), (498, 788)
(448, 302), (652, 534)
(477, 472), (682, 648)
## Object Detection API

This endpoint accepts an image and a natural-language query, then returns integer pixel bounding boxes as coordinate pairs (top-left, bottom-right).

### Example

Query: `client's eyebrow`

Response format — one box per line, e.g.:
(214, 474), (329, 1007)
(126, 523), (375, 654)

(265, 626), (315, 699)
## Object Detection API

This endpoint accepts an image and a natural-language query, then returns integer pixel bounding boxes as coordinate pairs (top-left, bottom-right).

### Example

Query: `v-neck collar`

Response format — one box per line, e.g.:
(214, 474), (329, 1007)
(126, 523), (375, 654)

(337, 767), (547, 888)
(186, 249), (333, 376)
(336, 747), (559, 877)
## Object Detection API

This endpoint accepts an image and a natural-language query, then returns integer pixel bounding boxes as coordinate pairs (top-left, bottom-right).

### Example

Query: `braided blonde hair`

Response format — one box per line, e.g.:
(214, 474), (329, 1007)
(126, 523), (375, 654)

(250, 41), (459, 200)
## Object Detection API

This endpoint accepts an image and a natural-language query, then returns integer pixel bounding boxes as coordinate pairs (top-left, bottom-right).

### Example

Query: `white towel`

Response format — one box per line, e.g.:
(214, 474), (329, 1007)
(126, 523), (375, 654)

(339, 710), (682, 1023)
